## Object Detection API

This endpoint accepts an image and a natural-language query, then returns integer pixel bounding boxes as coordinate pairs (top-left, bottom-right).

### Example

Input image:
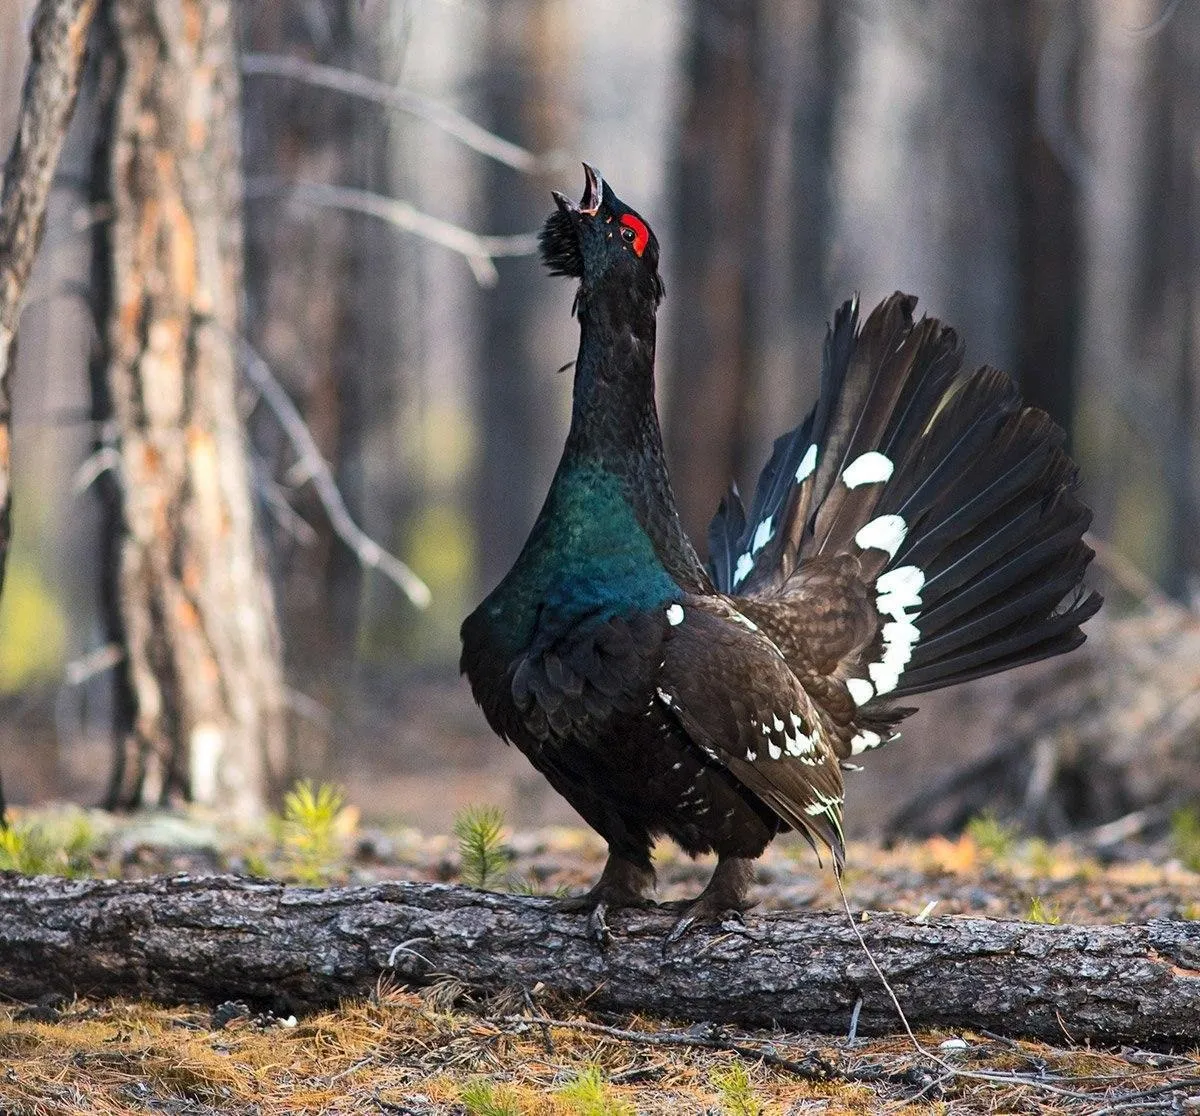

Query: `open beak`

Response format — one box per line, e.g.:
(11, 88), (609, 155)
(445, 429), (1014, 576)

(552, 163), (603, 216)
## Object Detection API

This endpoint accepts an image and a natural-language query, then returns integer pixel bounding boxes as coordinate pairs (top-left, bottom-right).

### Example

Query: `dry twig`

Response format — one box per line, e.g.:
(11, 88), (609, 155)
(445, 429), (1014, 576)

(244, 178), (539, 286)
(239, 339), (431, 609)
(240, 52), (558, 174)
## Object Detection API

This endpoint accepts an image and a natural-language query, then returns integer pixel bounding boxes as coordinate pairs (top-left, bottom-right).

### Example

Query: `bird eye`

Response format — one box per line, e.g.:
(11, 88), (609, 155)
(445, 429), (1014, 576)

(619, 213), (650, 257)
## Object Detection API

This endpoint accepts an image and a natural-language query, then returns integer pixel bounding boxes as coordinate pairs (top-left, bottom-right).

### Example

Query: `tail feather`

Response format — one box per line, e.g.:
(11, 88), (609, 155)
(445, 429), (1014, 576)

(707, 291), (1100, 715)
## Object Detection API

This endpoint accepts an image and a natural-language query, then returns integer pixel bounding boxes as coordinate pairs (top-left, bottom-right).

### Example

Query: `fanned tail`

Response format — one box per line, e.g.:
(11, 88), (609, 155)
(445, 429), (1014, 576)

(708, 292), (1100, 707)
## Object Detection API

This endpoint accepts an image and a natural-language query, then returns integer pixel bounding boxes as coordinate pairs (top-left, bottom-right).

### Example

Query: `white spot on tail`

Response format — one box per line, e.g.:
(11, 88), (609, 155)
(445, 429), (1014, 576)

(795, 444), (818, 483)
(732, 553), (754, 587)
(855, 514), (907, 558)
(866, 563), (926, 695)
(875, 565), (925, 614)
(666, 603), (684, 626)
(846, 678), (875, 706)
(751, 515), (774, 554)
(842, 451), (894, 489)
(850, 729), (884, 754)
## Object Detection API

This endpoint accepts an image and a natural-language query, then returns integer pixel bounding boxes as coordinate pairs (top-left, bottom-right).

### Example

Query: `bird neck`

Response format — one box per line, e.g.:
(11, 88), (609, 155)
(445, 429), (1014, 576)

(558, 286), (709, 592)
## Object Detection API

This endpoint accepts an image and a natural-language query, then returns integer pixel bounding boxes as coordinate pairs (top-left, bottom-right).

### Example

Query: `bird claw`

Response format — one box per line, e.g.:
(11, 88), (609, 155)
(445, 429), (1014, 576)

(586, 900), (612, 947)
(664, 913), (697, 947)
(662, 903), (749, 954)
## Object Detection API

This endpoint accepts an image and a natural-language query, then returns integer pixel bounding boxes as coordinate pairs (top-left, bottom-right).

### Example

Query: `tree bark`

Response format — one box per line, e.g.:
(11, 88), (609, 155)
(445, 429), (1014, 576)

(1, 873), (1197, 1048)
(102, 0), (284, 814)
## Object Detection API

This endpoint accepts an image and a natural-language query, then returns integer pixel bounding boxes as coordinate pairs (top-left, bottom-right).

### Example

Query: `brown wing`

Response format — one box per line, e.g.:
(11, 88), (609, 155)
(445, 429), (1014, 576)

(654, 595), (847, 863)
(732, 555), (899, 761)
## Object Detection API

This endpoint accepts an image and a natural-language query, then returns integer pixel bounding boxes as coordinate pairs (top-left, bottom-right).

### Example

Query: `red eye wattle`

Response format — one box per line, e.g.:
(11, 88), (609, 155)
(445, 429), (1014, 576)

(620, 213), (650, 257)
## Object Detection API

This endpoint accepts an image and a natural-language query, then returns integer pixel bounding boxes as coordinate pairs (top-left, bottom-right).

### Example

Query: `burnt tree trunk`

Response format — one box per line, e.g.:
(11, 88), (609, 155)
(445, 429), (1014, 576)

(1, 874), (1199, 1048)
(102, 0), (284, 814)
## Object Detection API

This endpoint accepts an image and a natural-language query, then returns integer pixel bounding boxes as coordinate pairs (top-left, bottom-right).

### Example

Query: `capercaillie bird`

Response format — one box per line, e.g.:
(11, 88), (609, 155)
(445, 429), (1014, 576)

(460, 165), (1101, 936)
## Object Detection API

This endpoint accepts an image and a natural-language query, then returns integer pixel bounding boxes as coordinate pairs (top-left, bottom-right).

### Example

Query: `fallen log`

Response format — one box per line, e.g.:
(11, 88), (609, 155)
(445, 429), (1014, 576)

(1, 873), (1197, 1047)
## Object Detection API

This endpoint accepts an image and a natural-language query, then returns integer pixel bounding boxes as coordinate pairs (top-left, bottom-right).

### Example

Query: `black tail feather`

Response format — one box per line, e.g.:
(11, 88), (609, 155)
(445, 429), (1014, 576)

(707, 291), (1100, 707)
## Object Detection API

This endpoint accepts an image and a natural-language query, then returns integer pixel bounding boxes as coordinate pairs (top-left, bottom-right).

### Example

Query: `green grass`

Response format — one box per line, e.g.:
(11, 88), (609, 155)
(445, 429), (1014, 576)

(454, 805), (512, 890)
(0, 813), (97, 877)
(556, 1065), (635, 1116)
(711, 1060), (765, 1115)
(966, 812), (1020, 860)
(276, 780), (350, 885)
(1026, 896), (1062, 924)
(1170, 807), (1200, 872)
(459, 1077), (523, 1116)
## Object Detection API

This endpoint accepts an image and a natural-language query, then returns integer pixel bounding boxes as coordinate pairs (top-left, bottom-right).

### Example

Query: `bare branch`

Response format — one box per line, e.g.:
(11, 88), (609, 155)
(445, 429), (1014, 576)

(244, 177), (539, 287)
(64, 643), (124, 687)
(239, 339), (432, 610)
(240, 52), (560, 175)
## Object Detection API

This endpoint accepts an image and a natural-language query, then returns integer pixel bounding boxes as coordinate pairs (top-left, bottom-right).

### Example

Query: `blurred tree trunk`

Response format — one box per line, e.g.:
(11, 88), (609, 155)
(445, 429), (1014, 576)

(1152, 1), (1200, 591)
(474, 0), (569, 589)
(0, 0), (100, 824)
(1075, 0), (1172, 589)
(102, 0), (284, 814)
(1013, 2), (1082, 427)
(748, 0), (836, 486)
(666, 0), (836, 550)
(239, 2), (391, 777)
(665, 0), (762, 548)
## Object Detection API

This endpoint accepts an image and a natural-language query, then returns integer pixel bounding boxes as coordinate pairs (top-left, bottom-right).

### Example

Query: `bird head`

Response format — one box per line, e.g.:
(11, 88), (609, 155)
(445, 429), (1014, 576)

(539, 164), (665, 309)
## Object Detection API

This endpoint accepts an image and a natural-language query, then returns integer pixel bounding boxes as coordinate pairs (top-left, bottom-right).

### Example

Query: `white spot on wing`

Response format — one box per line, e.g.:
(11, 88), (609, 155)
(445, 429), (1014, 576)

(846, 678), (875, 705)
(784, 732), (813, 757)
(766, 740), (782, 760)
(656, 688), (674, 706)
(794, 443), (818, 482)
(666, 603), (684, 626)
(855, 515), (907, 558)
(842, 451), (894, 489)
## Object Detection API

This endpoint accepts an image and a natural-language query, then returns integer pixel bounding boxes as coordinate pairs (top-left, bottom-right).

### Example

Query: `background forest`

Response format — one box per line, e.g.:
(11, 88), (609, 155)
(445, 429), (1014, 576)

(0, 0), (1197, 845)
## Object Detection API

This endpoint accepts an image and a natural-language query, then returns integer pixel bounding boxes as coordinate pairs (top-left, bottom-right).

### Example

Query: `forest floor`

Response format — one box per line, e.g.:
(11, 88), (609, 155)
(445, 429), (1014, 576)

(2, 807), (1200, 1114)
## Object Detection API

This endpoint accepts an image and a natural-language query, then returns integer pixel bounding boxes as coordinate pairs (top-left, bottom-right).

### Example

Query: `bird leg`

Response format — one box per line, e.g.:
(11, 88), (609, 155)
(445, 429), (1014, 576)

(664, 855), (757, 944)
(558, 852), (656, 945)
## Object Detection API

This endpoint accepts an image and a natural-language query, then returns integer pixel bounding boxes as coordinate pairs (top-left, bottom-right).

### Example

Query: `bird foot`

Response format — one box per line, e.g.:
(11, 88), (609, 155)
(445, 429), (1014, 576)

(664, 897), (752, 947)
(557, 857), (657, 948)
(558, 892), (658, 946)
